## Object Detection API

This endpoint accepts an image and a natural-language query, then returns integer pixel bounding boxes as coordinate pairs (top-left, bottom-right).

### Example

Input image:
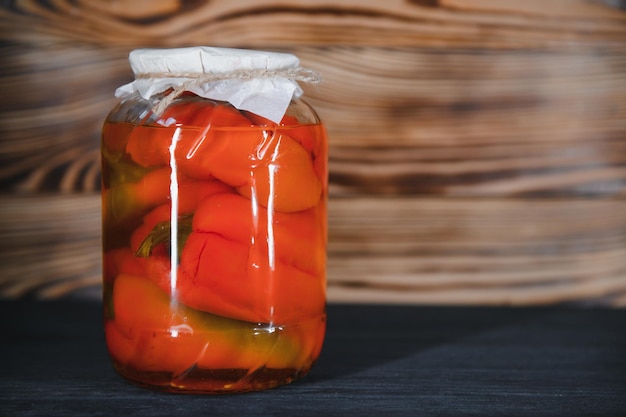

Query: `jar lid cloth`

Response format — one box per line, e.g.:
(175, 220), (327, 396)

(115, 47), (320, 123)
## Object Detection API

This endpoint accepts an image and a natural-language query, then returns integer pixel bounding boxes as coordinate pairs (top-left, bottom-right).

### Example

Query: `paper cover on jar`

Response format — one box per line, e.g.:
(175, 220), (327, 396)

(114, 46), (320, 123)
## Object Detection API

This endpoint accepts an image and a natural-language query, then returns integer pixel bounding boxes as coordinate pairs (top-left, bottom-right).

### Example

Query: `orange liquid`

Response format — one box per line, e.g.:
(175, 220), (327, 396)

(101, 114), (328, 393)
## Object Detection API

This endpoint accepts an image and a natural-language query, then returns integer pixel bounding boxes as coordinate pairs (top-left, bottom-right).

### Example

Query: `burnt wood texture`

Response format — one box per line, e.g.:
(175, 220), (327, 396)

(1, 0), (625, 305)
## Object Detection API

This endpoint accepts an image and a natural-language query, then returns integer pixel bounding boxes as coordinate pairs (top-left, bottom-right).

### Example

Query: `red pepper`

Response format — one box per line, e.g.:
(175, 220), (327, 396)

(104, 165), (232, 233)
(125, 100), (322, 213)
(234, 129), (322, 213)
(244, 112), (318, 154)
(106, 273), (315, 376)
(193, 192), (325, 276)
(125, 98), (232, 169)
(102, 247), (144, 284)
(136, 191), (326, 324)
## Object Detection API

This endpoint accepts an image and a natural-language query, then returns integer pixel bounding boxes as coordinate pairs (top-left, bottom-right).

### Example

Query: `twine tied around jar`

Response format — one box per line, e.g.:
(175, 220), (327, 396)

(136, 67), (322, 117)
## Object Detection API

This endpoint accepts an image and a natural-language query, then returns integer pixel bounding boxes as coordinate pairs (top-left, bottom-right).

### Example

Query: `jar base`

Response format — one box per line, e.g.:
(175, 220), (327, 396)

(112, 362), (315, 394)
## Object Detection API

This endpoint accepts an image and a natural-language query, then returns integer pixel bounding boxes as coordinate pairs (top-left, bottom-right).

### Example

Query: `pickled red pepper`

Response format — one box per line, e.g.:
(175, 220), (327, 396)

(102, 97), (327, 391)
(133, 192), (326, 324)
(125, 100), (322, 212)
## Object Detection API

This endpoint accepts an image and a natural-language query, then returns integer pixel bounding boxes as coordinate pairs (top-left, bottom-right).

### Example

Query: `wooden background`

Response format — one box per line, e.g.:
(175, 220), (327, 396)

(1, 0), (625, 306)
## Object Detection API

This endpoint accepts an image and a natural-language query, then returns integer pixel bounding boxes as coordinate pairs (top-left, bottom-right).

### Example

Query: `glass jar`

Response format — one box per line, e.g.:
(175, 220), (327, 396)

(101, 48), (327, 393)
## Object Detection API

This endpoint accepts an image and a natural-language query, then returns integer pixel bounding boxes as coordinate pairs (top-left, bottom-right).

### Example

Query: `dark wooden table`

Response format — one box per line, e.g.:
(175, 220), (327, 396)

(1, 300), (625, 416)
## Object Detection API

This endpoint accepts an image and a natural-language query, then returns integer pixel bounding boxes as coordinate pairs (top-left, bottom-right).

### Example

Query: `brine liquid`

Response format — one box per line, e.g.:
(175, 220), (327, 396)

(108, 315), (326, 394)
(102, 115), (328, 393)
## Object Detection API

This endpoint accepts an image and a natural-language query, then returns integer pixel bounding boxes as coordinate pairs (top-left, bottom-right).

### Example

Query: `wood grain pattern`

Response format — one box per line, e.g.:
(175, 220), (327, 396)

(1, 0), (625, 306)
(327, 197), (626, 305)
(0, 195), (102, 299)
(5, 0), (626, 47)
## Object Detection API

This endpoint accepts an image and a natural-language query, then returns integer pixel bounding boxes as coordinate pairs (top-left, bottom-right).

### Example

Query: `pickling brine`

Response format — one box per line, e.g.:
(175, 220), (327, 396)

(102, 94), (328, 393)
